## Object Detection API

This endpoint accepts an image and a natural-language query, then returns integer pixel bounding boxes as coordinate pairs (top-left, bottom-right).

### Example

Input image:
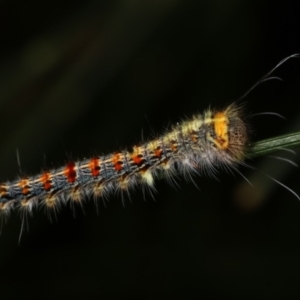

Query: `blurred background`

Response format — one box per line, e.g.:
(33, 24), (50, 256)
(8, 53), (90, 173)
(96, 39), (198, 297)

(1, 0), (300, 299)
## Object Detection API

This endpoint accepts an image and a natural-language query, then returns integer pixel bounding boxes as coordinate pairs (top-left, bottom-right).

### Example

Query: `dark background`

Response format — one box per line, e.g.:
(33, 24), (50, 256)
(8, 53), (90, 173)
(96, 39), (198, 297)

(0, 1), (300, 299)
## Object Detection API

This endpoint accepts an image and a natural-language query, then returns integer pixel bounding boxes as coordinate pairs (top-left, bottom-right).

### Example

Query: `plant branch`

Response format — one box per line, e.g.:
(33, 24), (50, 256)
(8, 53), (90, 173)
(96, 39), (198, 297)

(248, 132), (300, 158)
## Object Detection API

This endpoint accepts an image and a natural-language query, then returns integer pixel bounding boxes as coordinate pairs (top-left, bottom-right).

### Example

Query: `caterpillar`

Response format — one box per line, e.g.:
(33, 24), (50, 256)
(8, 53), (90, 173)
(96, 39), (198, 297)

(0, 54), (299, 231)
(0, 103), (247, 214)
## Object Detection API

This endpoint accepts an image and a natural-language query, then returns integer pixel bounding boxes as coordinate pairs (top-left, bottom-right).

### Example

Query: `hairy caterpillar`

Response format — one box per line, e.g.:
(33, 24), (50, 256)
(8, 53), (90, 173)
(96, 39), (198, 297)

(0, 54), (299, 234)
(0, 104), (247, 212)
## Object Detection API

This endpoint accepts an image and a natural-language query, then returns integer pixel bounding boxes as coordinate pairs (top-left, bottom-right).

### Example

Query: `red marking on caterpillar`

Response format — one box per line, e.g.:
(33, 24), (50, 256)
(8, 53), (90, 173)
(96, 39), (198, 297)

(41, 172), (52, 191)
(89, 158), (100, 177)
(112, 153), (123, 171)
(65, 162), (77, 183)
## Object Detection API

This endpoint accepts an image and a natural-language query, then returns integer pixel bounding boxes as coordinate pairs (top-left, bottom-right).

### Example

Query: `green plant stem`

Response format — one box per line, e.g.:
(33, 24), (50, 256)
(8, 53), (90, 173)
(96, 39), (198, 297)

(248, 132), (300, 158)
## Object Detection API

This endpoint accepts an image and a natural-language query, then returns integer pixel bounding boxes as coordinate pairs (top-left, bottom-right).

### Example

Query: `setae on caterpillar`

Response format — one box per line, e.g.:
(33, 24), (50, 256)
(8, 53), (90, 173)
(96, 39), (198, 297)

(0, 54), (299, 233)
(0, 104), (247, 214)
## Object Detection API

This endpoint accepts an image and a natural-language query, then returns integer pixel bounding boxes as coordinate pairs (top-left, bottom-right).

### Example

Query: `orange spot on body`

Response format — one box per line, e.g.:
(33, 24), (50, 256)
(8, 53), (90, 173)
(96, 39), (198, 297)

(132, 146), (144, 165)
(65, 162), (77, 183)
(171, 141), (177, 152)
(19, 179), (30, 196)
(191, 134), (198, 143)
(22, 187), (30, 195)
(154, 148), (162, 158)
(112, 153), (123, 171)
(132, 155), (143, 165)
(41, 172), (52, 191)
(89, 158), (100, 177)
(213, 112), (229, 149)
(0, 185), (7, 198)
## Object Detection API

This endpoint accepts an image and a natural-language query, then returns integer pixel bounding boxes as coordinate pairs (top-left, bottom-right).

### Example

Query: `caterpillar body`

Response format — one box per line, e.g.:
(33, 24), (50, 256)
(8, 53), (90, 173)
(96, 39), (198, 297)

(0, 104), (247, 217)
(1, 54), (299, 229)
